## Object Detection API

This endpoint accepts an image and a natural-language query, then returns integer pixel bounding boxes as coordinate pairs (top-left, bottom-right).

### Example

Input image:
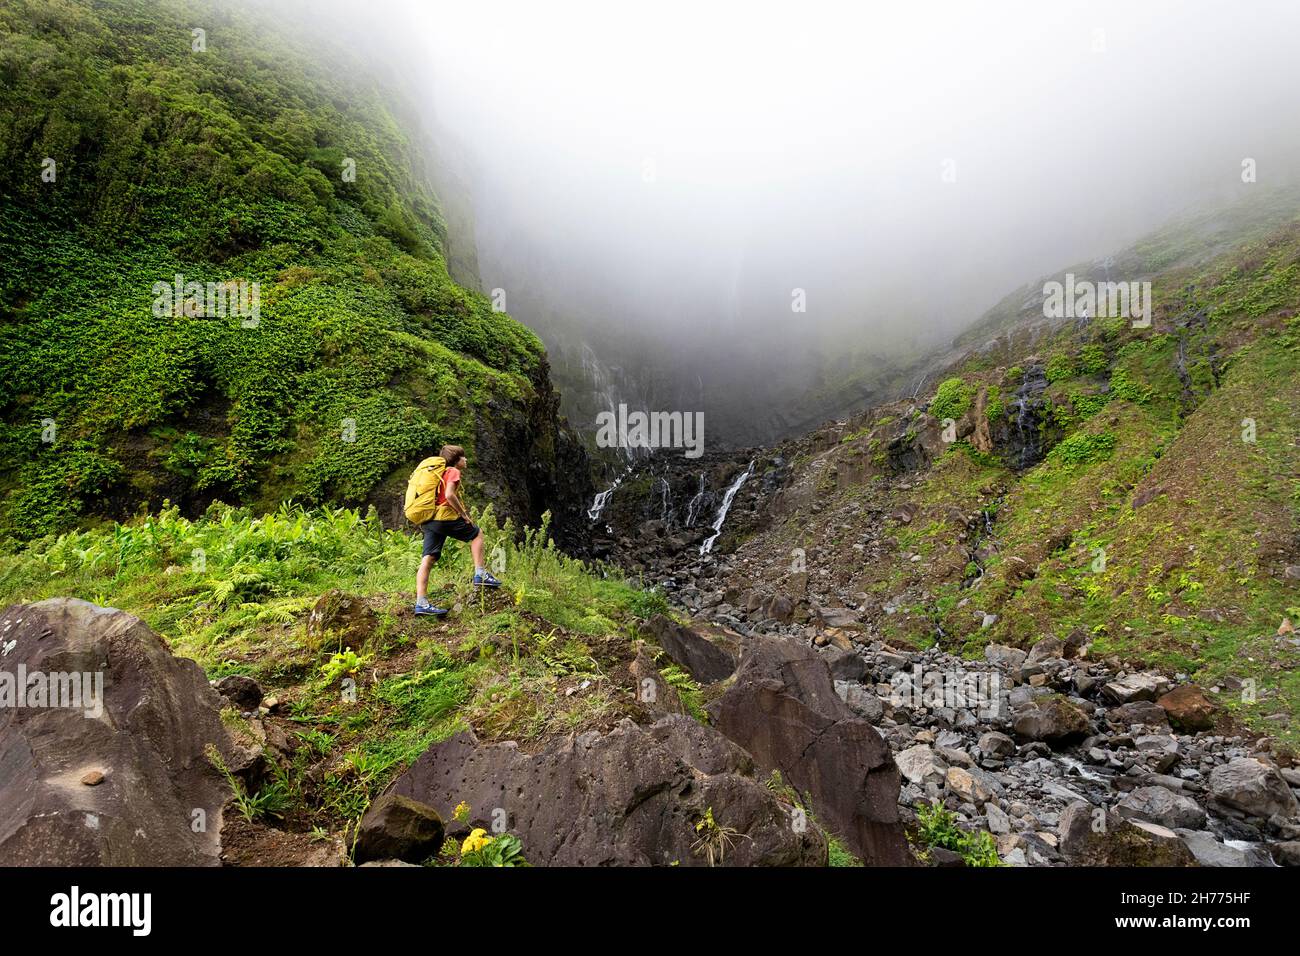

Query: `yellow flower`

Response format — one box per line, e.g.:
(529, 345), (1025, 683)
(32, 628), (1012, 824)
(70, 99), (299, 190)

(461, 828), (492, 855)
(453, 801), (470, 823)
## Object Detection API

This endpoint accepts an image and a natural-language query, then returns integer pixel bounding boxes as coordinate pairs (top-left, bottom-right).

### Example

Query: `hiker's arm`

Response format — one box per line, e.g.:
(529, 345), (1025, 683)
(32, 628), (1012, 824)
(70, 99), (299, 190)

(445, 481), (472, 521)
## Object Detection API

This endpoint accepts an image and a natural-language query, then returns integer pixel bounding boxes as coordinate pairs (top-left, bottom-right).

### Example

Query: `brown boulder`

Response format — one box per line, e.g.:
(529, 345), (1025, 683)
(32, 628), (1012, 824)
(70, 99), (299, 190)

(708, 636), (912, 865)
(0, 599), (255, 865)
(1157, 685), (1216, 732)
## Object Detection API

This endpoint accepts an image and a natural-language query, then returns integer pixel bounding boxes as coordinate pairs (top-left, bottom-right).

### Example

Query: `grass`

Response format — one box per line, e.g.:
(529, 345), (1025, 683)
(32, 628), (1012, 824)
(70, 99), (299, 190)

(0, 502), (666, 837)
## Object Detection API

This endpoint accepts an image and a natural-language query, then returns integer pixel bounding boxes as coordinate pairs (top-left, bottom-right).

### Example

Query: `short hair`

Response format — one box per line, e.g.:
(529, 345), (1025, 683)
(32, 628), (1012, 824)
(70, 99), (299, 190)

(439, 444), (466, 467)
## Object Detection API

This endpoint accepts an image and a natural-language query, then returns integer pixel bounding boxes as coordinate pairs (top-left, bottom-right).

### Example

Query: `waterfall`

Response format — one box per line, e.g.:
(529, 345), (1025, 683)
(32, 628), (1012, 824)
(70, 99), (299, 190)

(587, 483), (618, 521)
(1012, 364), (1047, 469)
(684, 473), (707, 527)
(588, 465), (632, 522)
(700, 460), (755, 555)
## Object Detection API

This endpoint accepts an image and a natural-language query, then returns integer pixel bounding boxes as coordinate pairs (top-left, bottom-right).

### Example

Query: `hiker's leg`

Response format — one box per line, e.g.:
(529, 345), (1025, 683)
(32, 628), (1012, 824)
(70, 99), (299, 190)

(470, 529), (486, 569)
(416, 554), (435, 602)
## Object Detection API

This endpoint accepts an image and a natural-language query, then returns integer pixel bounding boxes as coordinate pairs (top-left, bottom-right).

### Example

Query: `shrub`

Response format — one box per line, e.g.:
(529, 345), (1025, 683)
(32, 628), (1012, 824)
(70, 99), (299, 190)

(930, 377), (974, 421)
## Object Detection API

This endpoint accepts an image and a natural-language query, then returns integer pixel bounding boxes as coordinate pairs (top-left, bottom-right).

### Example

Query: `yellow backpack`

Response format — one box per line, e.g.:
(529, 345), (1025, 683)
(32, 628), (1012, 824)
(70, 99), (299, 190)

(403, 456), (448, 525)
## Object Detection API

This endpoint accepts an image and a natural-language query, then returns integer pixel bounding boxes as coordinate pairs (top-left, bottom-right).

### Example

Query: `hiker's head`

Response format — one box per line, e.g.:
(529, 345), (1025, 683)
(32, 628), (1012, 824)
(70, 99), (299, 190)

(439, 444), (466, 469)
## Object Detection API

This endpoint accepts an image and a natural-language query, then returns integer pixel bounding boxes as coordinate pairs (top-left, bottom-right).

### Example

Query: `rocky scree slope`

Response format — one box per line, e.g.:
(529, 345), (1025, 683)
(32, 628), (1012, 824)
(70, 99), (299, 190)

(589, 210), (1300, 864)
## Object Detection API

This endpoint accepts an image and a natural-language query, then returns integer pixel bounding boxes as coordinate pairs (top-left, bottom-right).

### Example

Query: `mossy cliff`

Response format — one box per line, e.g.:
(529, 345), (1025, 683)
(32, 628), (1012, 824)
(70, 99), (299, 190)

(0, 0), (590, 546)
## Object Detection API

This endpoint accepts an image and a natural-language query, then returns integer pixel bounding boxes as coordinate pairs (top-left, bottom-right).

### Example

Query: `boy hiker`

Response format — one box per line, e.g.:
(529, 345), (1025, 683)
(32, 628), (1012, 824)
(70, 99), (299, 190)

(404, 445), (502, 617)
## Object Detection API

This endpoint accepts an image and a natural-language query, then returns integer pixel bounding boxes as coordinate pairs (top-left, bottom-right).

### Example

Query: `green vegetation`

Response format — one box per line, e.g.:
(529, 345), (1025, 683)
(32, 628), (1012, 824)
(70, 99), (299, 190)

(0, 503), (663, 833)
(929, 377), (974, 421)
(0, 0), (550, 542)
(912, 802), (1003, 867)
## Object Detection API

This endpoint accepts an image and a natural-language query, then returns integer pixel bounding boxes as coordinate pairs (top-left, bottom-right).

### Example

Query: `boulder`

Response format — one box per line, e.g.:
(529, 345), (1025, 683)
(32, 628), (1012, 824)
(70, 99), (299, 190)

(978, 731), (1016, 759)
(354, 794), (444, 864)
(1209, 758), (1300, 821)
(0, 599), (254, 865)
(387, 718), (825, 866)
(709, 636), (912, 865)
(645, 615), (738, 684)
(1116, 786), (1206, 830)
(1059, 802), (1196, 866)
(984, 644), (1027, 672)
(762, 594), (796, 625)
(215, 674), (263, 711)
(628, 645), (685, 717)
(896, 744), (948, 786)
(823, 646), (867, 682)
(1011, 696), (1090, 745)
(1176, 829), (1273, 867)
(1102, 672), (1171, 705)
(1112, 700), (1171, 729)
(946, 766), (998, 806)
(1025, 636), (1064, 665)
(1271, 841), (1300, 867)
(306, 590), (378, 647)
(1156, 685), (1216, 732)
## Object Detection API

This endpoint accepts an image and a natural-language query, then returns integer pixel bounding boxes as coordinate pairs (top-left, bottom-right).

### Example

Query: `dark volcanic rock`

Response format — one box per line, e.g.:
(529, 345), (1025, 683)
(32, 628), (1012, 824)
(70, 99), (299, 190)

(387, 717), (825, 866)
(354, 793), (445, 864)
(645, 615), (739, 683)
(215, 674), (263, 711)
(708, 636), (912, 865)
(0, 599), (255, 865)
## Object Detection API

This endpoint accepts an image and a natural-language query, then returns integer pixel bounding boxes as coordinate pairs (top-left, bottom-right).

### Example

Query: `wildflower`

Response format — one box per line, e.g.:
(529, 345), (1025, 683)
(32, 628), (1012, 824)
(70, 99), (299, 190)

(461, 828), (492, 855)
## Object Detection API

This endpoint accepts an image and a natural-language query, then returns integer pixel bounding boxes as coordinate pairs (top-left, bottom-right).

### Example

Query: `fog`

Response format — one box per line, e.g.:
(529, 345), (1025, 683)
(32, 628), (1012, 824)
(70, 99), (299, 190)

(253, 0), (1300, 445)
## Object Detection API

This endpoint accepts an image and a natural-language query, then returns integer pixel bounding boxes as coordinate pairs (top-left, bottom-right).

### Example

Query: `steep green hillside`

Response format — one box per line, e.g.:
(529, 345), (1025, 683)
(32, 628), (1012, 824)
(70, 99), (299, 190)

(851, 217), (1300, 734)
(602, 202), (1300, 741)
(0, 0), (581, 545)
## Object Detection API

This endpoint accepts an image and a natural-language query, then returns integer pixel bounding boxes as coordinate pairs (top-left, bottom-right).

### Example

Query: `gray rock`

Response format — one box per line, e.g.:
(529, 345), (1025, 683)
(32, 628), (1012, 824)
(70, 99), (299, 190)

(896, 744), (949, 786)
(834, 680), (885, 720)
(1176, 829), (1274, 867)
(1209, 758), (1300, 821)
(1011, 696), (1090, 745)
(1103, 672), (1172, 704)
(355, 794), (445, 864)
(984, 644), (1027, 672)
(978, 731), (1016, 758)
(1117, 786), (1206, 830)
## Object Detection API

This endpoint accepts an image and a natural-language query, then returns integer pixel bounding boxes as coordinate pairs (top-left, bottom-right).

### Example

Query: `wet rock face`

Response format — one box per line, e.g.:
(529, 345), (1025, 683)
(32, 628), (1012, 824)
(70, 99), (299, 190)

(708, 637), (913, 866)
(0, 599), (251, 866)
(387, 717), (827, 867)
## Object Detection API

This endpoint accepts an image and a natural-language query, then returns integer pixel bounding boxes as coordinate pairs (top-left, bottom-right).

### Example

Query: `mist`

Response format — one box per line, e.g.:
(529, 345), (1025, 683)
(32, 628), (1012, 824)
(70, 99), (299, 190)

(252, 0), (1300, 445)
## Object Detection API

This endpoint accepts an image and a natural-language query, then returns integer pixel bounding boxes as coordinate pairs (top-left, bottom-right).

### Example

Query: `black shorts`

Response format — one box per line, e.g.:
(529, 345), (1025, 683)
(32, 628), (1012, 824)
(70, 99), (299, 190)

(420, 518), (480, 558)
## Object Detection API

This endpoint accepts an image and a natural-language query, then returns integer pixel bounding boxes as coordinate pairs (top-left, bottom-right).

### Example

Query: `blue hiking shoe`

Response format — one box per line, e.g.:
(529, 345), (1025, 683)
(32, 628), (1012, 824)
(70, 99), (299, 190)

(414, 600), (448, 617)
(473, 570), (502, 588)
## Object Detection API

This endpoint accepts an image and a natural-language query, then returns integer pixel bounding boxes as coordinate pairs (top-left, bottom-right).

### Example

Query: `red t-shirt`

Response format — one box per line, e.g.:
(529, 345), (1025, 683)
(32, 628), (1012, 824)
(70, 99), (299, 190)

(433, 466), (461, 520)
